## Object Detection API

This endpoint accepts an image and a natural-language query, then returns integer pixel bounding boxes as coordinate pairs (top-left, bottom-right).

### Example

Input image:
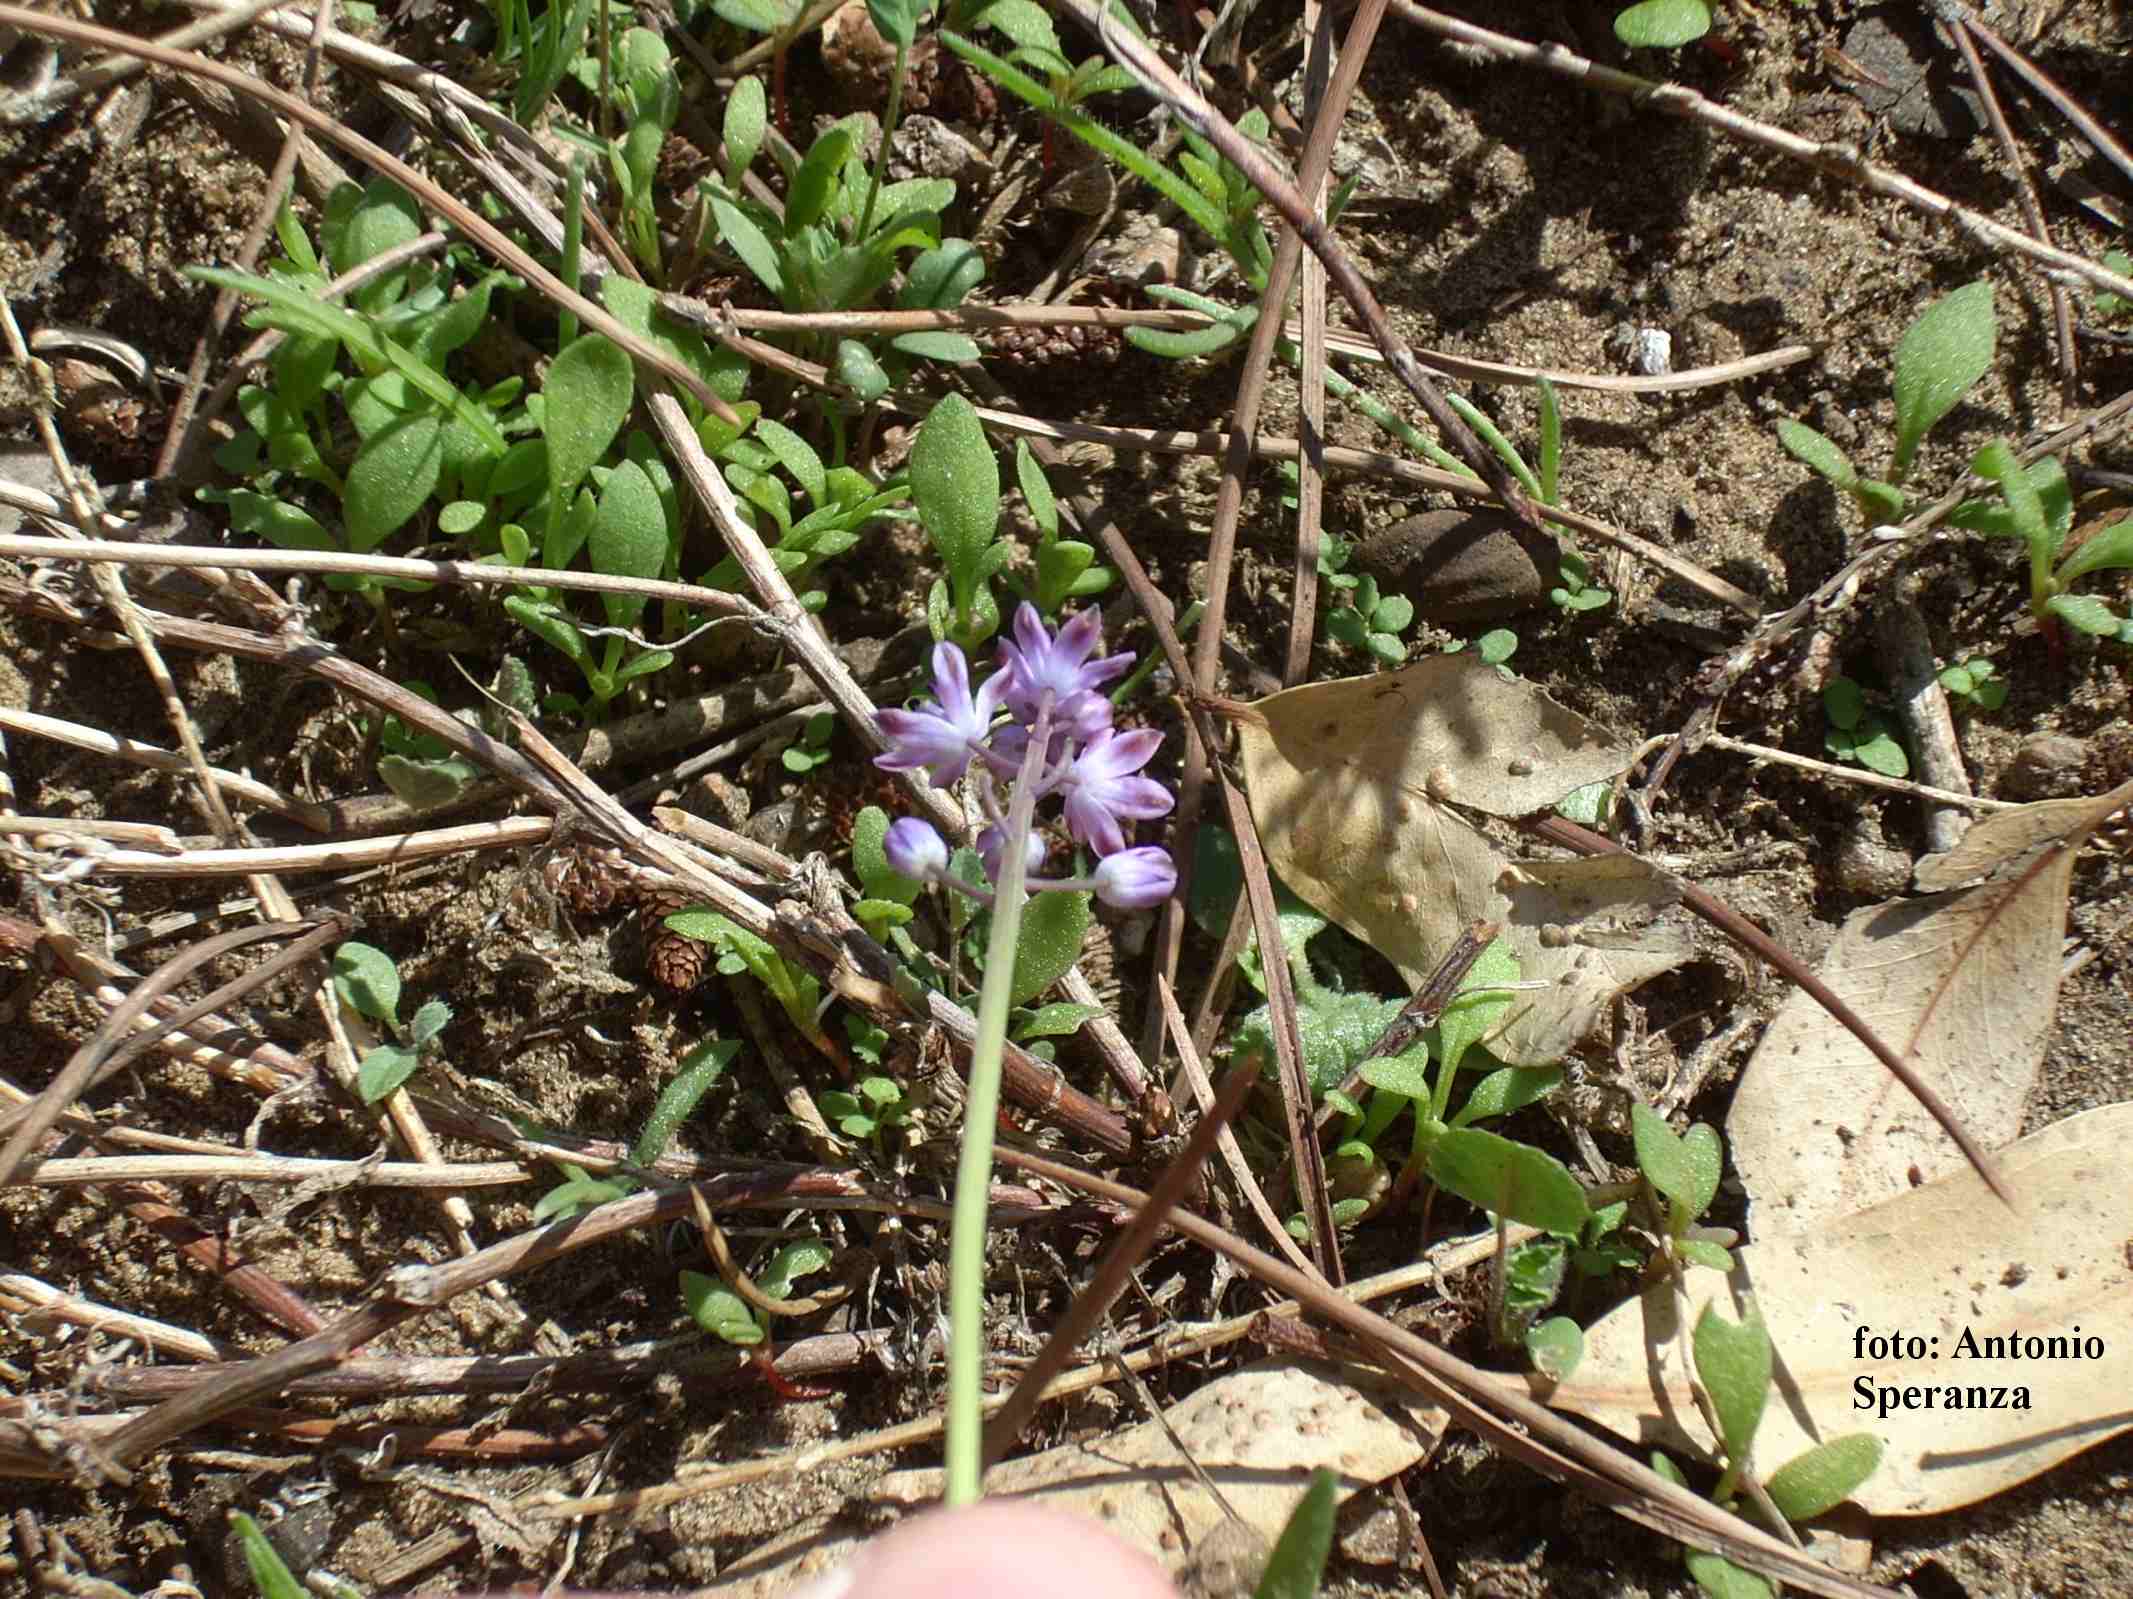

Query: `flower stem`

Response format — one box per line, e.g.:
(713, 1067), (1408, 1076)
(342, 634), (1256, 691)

(943, 697), (1052, 1505)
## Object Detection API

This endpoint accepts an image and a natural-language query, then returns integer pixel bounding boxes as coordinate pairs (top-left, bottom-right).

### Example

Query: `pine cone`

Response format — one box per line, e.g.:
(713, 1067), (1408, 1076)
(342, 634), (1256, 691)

(994, 276), (1133, 371)
(640, 887), (708, 993)
(544, 848), (625, 916)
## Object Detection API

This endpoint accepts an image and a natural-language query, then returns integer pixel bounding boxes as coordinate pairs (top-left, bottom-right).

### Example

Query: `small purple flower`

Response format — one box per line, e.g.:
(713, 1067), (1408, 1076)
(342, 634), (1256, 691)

(1092, 847), (1176, 909)
(978, 825), (1046, 883)
(997, 604), (1133, 742)
(1060, 727), (1172, 857)
(875, 642), (1004, 787)
(883, 817), (949, 882)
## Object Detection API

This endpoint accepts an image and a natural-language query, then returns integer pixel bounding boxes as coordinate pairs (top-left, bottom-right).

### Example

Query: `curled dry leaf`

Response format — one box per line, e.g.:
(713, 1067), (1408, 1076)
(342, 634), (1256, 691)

(1238, 656), (1691, 1064)
(1546, 1102), (2133, 1515)
(1728, 778), (2133, 1232)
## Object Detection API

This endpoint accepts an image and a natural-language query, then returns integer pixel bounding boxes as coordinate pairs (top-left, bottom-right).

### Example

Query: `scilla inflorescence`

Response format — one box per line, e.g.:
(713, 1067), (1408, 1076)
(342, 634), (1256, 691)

(876, 605), (1176, 910)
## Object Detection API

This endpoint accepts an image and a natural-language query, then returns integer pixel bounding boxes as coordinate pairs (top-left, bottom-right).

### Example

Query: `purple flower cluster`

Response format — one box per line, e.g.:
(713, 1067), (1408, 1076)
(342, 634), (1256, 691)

(876, 606), (1176, 910)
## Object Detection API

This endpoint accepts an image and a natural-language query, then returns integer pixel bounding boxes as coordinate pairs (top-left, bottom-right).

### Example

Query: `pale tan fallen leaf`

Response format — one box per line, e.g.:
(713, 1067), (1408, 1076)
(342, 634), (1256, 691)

(1239, 657), (1691, 1063)
(1547, 1102), (2133, 1516)
(1729, 783), (2130, 1232)
(872, 1361), (1446, 1585)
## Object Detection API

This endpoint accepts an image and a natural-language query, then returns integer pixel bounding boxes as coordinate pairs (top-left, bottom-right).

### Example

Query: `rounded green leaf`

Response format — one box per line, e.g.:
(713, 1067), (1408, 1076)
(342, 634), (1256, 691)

(1821, 675), (1864, 732)
(1764, 1433), (1884, 1522)
(2046, 592), (2124, 636)
(438, 499), (486, 536)
(1693, 1302), (1772, 1464)
(1526, 1316), (1585, 1382)
(911, 391), (999, 584)
(722, 76), (767, 177)
(1683, 1551), (1775, 1599)
(1452, 1065), (1562, 1128)
(1775, 419), (1858, 490)
(357, 1040), (420, 1103)
(543, 334), (635, 510)
(345, 409), (444, 551)
(1613, 0), (1711, 46)
(591, 458), (669, 626)
(1631, 1105), (1723, 1219)
(787, 125), (856, 231)
(852, 806), (923, 904)
(333, 941), (401, 1025)
(680, 1270), (764, 1344)
(1428, 1127), (1591, 1236)
(1892, 281), (1995, 481)
(1009, 886), (1090, 1006)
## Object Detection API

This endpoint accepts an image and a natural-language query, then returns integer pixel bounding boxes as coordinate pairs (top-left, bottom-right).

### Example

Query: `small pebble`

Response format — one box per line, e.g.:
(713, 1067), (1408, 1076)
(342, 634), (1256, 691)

(2003, 732), (2088, 800)
(1351, 508), (1556, 624)
(1834, 828), (1910, 898)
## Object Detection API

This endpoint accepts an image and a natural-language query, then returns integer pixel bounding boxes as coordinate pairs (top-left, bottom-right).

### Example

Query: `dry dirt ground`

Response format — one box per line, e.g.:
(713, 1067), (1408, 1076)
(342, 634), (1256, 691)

(1, 0), (2130, 1594)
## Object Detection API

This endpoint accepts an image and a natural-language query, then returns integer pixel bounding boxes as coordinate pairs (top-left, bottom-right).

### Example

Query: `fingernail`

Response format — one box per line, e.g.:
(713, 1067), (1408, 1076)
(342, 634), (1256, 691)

(783, 1560), (857, 1599)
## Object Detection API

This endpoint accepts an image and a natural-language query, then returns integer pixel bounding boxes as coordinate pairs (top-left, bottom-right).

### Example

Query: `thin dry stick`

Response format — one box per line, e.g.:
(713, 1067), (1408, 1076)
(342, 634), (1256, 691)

(101, 1184), (329, 1338)
(153, 0), (336, 476)
(1943, 0), (2133, 198)
(0, 0), (297, 121)
(533, 1234), (1510, 1520)
(982, 1060), (1259, 1468)
(1284, 0), (1337, 687)
(64, 817), (553, 878)
(1649, 385), (2133, 789)
(1159, 975), (1315, 1275)
(998, 1149), (1895, 1599)
(2, 1274), (228, 1363)
(1147, 0), (1391, 1282)
(1386, 0), (2133, 306)
(1526, 812), (2009, 1203)
(12, 1154), (531, 1188)
(0, 707), (331, 831)
(0, 4), (743, 423)
(0, 917), (339, 1185)
(663, 297), (1815, 393)
(1062, 0), (1540, 525)
(1686, 732), (2016, 812)
(1944, 14), (2075, 404)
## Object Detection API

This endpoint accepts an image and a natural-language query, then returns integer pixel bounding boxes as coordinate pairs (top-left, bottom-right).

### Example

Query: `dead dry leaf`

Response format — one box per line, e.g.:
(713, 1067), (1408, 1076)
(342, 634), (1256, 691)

(872, 1361), (1446, 1584)
(1729, 783), (2130, 1232)
(1238, 658), (1691, 1063)
(1546, 1101), (2133, 1515)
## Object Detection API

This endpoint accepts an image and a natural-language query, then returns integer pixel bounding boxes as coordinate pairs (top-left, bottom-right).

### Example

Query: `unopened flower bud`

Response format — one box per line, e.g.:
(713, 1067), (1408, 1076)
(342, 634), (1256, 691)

(1092, 846), (1176, 909)
(883, 818), (950, 882)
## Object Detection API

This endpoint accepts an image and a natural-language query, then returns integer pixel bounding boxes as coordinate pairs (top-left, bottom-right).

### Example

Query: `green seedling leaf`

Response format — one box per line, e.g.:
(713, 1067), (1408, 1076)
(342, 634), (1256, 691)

(1009, 886), (1090, 1006)
(711, 197), (784, 297)
(407, 998), (451, 1050)
(833, 338), (890, 401)
(1684, 1552), (1775, 1599)
(1613, 0), (1710, 46)
(544, 335), (634, 510)
(331, 178), (422, 312)
(1251, 1468), (1338, 1599)
(438, 499), (486, 536)
(344, 408), (444, 551)
(1357, 1045), (1435, 1102)
(712, 0), (789, 30)
(222, 490), (336, 554)
(723, 75), (768, 177)
(1016, 439), (1058, 539)
(590, 458), (669, 627)
(900, 239), (987, 310)
(757, 1238), (836, 1298)
(890, 330), (981, 363)
(1693, 1301), (1772, 1465)
(1775, 419), (1858, 491)
(378, 752), (482, 810)
(1631, 1104), (1722, 1220)
(1764, 1433), (1884, 1522)
(788, 125), (856, 231)
(1822, 675), (1865, 732)
(1126, 319), (1245, 360)
(357, 1040), (420, 1102)
(1018, 1001), (1104, 1039)
(754, 418), (826, 505)
(1474, 628), (1518, 665)
(852, 806), (924, 904)
(1452, 1065), (1561, 1128)
(1428, 1128), (1590, 1235)
(2045, 592), (2124, 636)
(1436, 938), (1519, 1076)
(1526, 1316), (1584, 1382)
(971, 0), (1058, 52)
(1972, 439), (2050, 556)
(866, 0), (923, 46)
(1677, 1238), (1734, 1271)
(1891, 280), (1995, 481)
(505, 595), (592, 670)
(910, 391), (999, 589)
(680, 1270), (764, 1344)
(230, 1512), (310, 1599)
(1848, 722), (1910, 776)
(2056, 519), (2133, 585)
(632, 1038), (740, 1166)
(333, 941), (401, 1025)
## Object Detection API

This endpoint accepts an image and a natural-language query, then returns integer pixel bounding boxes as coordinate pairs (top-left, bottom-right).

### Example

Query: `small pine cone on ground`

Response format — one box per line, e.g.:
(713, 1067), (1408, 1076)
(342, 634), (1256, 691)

(640, 886), (708, 993)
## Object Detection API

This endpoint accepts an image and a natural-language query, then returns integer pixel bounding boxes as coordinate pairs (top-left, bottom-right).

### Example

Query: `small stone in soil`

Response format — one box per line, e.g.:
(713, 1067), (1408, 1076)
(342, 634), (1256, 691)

(1352, 507), (1558, 624)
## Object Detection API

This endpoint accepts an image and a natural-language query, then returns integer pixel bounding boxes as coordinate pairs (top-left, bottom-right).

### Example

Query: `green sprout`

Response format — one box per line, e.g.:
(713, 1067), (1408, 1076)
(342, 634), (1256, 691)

(1822, 675), (1909, 778)
(331, 941), (452, 1103)
(1953, 444), (2133, 646)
